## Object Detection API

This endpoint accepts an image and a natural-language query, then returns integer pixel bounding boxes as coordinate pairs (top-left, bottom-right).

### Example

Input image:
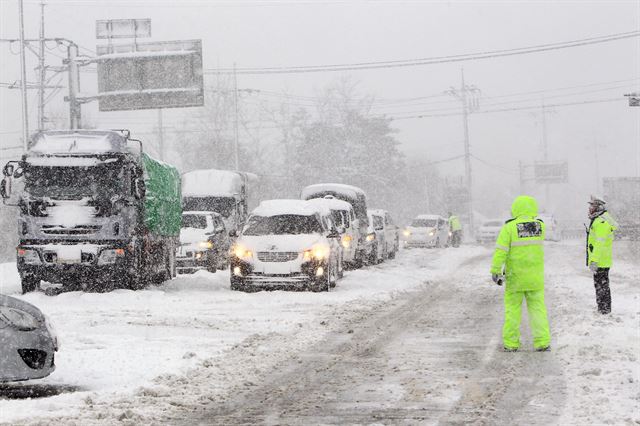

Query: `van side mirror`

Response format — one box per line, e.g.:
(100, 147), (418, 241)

(0, 178), (9, 199)
(3, 164), (14, 177)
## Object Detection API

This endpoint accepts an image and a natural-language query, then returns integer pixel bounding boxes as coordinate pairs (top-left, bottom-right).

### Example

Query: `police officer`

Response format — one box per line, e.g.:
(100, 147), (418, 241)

(586, 196), (618, 314)
(448, 212), (462, 247)
(490, 195), (551, 352)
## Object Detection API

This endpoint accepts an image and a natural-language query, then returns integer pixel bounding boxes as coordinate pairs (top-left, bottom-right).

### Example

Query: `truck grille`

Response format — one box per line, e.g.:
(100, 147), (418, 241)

(257, 252), (299, 262)
(42, 225), (101, 235)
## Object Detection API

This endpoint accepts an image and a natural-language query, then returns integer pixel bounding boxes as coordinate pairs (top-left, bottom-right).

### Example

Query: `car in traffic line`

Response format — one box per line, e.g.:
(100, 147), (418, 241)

(176, 211), (231, 274)
(0, 295), (58, 382)
(230, 199), (343, 292)
(366, 209), (400, 264)
(476, 219), (505, 244)
(403, 214), (449, 248)
(307, 196), (357, 269)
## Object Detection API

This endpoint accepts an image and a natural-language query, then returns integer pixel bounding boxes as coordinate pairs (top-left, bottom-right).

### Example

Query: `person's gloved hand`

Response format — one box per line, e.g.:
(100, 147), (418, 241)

(589, 262), (599, 274)
(492, 274), (504, 286)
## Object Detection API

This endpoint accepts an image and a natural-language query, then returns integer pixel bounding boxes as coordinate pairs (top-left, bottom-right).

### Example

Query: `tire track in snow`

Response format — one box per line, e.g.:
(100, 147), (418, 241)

(184, 252), (567, 425)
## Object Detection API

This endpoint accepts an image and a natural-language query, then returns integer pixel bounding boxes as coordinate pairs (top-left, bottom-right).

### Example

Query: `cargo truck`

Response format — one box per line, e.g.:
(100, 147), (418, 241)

(0, 130), (182, 293)
(181, 169), (258, 235)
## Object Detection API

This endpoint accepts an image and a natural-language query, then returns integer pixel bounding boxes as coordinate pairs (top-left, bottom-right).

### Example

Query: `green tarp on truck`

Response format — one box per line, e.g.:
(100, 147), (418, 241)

(142, 153), (182, 237)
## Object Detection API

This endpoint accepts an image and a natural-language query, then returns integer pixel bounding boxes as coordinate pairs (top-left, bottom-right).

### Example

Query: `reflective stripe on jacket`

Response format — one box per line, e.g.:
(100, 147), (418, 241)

(587, 211), (617, 268)
(491, 195), (545, 292)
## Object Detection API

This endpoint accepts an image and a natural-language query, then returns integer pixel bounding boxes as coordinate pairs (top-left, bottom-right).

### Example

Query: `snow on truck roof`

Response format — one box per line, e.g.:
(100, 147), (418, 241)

(301, 183), (366, 200)
(251, 199), (330, 217)
(182, 169), (257, 197)
(28, 130), (132, 155)
(368, 208), (387, 217)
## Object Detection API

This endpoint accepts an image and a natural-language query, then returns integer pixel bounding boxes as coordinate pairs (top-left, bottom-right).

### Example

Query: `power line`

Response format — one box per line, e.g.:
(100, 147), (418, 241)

(204, 30), (640, 74)
(390, 97), (624, 120)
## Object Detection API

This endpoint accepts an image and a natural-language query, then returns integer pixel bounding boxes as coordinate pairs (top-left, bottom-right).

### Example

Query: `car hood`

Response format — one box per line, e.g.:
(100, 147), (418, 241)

(408, 226), (436, 233)
(238, 234), (324, 252)
(180, 228), (208, 245)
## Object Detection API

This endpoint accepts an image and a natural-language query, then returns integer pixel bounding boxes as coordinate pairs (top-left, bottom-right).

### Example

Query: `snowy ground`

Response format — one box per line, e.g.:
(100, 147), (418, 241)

(0, 241), (638, 425)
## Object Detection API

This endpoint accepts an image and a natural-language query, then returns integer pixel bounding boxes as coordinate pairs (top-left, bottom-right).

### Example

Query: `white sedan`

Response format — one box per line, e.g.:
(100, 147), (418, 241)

(0, 295), (58, 382)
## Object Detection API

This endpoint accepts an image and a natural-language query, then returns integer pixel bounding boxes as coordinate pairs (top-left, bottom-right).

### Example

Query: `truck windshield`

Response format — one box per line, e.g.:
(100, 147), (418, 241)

(243, 215), (323, 236)
(182, 214), (207, 229)
(411, 219), (437, 227)
(183, 197), (234, 218)
(24, 164), (125, 199)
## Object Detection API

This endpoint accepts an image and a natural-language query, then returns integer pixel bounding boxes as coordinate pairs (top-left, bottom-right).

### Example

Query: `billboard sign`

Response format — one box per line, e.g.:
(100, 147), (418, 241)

(96, 19), (151, 39)
(95, 39), (204, 111)
(534, 161), (568, 184)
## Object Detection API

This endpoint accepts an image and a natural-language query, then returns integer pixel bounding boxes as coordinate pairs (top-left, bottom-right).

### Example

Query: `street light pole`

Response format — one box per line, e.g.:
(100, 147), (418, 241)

(18, 0), (30, 149)
(233, 63), (240, 171)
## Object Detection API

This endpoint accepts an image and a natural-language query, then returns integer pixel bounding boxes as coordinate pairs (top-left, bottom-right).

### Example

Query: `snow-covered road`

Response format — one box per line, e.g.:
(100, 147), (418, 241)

(0, 241), (638, 425)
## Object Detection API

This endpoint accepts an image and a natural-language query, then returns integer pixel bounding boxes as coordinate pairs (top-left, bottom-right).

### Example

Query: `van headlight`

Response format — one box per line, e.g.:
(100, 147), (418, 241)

(17, 248), (41, 265)
(366, 233), (376, 242)
(198, 241), (213, 249)
(0, 306), (40, 331)
(403, 229), (411, 237)
(429, 230), (436, 236)
(341, 235), (352, 248)
(232, 244), (252, 259)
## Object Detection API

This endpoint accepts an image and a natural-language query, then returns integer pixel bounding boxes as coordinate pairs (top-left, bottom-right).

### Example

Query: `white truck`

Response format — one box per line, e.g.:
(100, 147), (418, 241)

(181, 169), (258, 236)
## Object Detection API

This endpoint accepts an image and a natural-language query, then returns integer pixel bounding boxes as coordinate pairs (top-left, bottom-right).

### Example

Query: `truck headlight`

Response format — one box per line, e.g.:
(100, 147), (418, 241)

(0, 306), (40, 331)
(97, 248), (125, 265)
(232, 244), (252, 259)
(17, 248), (41, 265)
(366, 233), (376, 242)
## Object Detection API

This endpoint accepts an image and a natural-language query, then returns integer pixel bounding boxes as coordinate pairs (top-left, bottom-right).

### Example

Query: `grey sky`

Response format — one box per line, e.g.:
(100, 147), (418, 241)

(1, 0), (639, 220)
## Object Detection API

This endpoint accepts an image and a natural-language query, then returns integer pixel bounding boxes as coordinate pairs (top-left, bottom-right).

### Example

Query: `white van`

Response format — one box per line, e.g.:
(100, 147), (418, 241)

(230, 200), (343, 292)
(307, 196), (357, 266)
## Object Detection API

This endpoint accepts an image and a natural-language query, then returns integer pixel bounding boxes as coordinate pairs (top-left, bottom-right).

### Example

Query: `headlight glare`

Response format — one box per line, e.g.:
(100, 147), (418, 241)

(232, 245), (252, 259)
(366, 233), (375, 242)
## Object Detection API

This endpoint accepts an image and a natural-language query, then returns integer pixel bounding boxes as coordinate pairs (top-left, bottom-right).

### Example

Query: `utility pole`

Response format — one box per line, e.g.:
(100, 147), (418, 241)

(37, 1), (46, 131)
(541, 101), (550, 208)
(18, 0), (30, 150)
(66, 43), (81, 129)
(446, 68), (480, 236)
(233, 63), (240, 171)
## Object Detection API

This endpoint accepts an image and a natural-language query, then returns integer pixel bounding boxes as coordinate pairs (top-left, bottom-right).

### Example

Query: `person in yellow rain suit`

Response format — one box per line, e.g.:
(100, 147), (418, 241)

(586, 196), (618, 314)
(490, 195), (551, 352)
(448, 213), (462, 247)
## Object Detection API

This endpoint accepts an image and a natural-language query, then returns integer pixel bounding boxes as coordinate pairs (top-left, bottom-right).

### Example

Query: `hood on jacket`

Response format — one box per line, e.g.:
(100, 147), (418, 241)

(511, 195), (538, 218)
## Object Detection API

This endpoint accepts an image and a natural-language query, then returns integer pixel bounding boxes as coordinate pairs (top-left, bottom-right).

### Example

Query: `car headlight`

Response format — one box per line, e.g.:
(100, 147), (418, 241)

(429, 230), (436, 236)
(232, 244), (252, 259)
(0, 306), (41, 331)
(17, 248), (41, 265)
(403, 230), (411, 237)
(303, 245), (328, 261)
(43, 314), (59, 350)
(366, 233), (376, 242)
(341, 235), (352, 248)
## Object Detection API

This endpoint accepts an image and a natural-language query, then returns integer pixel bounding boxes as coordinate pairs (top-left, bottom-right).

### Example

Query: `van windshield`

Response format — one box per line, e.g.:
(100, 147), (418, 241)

(182, 214), (208, 229)
(411, 218), (437, 227)
(243, 214), (323, 236)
